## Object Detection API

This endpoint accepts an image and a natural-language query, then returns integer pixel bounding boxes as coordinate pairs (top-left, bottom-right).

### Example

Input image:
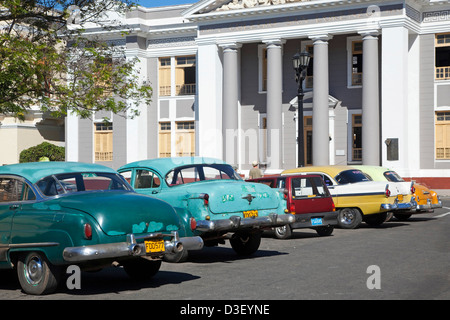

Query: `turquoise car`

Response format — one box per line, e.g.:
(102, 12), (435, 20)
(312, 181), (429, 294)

(119, 157), (294, 261)
(0, 162), (203, 295)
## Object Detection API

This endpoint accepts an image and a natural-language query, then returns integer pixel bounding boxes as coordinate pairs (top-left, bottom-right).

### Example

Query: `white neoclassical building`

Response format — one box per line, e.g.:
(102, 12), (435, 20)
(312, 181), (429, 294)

(65, 0), (450, 188)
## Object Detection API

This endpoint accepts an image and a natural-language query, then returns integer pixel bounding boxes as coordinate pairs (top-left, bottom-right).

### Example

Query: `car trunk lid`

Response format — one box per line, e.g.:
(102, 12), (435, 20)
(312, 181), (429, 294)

(194, 180), (280, 215)
(57, 192), (182, 236)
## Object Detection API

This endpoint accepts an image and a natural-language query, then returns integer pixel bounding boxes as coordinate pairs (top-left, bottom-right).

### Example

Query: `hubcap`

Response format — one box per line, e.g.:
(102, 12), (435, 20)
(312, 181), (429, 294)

(24, 255), (44, 286)
(340, 210), (355, 224)
(275, 226), (287, 236)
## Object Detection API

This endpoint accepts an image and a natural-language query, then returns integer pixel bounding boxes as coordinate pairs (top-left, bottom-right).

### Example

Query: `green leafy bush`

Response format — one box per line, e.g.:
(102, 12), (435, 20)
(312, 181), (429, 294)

(19, 142), (65, 163)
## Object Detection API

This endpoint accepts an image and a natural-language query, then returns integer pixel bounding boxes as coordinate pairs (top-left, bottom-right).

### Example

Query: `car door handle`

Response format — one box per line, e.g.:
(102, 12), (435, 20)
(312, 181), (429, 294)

(152, 190), (159, 194)
(9, 204), (20, 210)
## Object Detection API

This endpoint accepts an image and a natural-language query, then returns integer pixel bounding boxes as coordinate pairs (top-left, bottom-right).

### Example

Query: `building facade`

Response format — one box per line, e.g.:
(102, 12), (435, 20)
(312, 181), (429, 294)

(0, 111), (65, 165)
(66, 0), (450, 187)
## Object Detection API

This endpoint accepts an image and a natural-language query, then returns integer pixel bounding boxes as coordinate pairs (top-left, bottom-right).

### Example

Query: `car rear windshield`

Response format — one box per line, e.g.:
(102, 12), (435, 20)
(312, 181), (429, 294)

(383, 171), (404, 182)
(165, 164), (241, 186)
(335, 170), (371, 185)
(291, 176), (330, 198)
(36, 172), (132, 196)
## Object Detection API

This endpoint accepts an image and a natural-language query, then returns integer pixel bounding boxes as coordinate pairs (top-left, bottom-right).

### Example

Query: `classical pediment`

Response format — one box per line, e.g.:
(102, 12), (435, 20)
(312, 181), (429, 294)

(185, 0), (314, 16)
(215, 0), (312, 12)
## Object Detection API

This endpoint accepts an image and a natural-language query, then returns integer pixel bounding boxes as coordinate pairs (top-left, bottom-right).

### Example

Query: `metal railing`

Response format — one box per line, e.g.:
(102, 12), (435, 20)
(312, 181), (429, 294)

(95, 152), (113, 161)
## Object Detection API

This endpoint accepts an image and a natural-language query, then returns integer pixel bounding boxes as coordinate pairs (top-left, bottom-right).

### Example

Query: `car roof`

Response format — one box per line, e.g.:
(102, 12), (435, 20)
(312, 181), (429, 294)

(281, 166), (357, 178)
(0, 161), (116, 184)
(352, 165), (392, 180)
(119, 157), (228, 176)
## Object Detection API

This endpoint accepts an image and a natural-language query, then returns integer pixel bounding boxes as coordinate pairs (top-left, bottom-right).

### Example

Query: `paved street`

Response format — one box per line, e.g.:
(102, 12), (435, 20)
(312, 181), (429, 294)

(1, 198), (449, 303)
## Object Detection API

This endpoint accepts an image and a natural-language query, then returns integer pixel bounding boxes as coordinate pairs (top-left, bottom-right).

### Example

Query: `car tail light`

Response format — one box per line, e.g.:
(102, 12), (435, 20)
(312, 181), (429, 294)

(190, 217), (197, 230)
(289, 203), (295, 213)
(385, 185), (391, 198)
(203, 193), (209, 206)
(331, 201), (336, 212)
(410, 182), (415, 194)
(84, 223), (92, 240)
(283, 189), (289, 200)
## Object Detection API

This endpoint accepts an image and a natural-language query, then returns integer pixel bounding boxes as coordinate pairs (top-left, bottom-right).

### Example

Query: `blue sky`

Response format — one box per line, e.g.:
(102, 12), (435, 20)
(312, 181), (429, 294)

(136, 0), (197, 8)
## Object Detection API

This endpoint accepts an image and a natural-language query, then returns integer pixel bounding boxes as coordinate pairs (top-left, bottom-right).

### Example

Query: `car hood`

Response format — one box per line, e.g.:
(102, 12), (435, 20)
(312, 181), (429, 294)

(182, 180), (281, 214)
(56, 191), (183, 236)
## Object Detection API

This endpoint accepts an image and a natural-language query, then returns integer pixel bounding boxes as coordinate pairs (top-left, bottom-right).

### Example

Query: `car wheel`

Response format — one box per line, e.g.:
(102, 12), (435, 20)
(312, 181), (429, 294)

(315, 226), (334, 237)
(364, 212), (388, 226)
(385, 212), (394, 222)
(393, 213), (412, 221)
(163, 249), (189, 263)
(230, 231), (261, 255)
(17, 251), (61, 295)
(123, 258), (162, 281)
(338, 208), (362, 229)
(274, 225), (292, 239)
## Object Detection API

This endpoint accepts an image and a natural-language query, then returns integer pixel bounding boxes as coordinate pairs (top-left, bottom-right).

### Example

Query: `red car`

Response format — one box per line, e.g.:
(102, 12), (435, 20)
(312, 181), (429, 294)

(247, 174), (338, 239)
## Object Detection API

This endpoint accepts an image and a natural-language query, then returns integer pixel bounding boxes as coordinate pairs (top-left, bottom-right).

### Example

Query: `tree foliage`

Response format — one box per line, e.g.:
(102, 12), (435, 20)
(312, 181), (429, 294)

(19, 142), (65, 163)
(0, 0), (152, 120)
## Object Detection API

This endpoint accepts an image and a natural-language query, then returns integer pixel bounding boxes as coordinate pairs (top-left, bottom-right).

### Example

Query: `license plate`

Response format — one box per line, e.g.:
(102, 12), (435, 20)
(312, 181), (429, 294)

(398, 194), (404, 201)
(243, 210), (258, 218)
(145, 239), (165, 253)
(311, 218), (323, 226)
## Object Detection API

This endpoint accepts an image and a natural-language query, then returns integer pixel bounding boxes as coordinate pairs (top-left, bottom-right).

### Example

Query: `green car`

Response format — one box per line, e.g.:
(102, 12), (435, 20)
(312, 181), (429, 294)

(118, 157), (294, 261)
(0, 161), (203, 295)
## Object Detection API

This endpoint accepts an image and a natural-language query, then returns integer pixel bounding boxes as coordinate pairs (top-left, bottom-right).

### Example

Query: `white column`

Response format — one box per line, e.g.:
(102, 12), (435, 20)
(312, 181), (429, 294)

(405, 33), (421, 177)
(360, 31), (380, 166)
(221, 43), (241, 166)
(381, 26), (409, 172)
(65, 112), (79, 161)
(264, 39), (284, 171)
(310, 34), (332, 166)
(196, 42), (223, 159)
(125, 53), (148, 163)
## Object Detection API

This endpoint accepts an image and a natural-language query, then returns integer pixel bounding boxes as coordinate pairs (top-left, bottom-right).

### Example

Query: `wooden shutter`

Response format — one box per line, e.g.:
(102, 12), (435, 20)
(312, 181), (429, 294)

(175, 121), (195, 157)
(94, 132), (113, 161)
(436, 112), (450, 159)
(159, 58), (171, 96)
(159, 122), (171, 158)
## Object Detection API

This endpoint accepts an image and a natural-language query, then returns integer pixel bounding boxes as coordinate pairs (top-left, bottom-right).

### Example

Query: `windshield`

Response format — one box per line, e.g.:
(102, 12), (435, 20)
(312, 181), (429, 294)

(383, 171), (404, 182)
(36, 172), (132, 196)
(335, 170), (371, 185)
(165, 164), (241, 186)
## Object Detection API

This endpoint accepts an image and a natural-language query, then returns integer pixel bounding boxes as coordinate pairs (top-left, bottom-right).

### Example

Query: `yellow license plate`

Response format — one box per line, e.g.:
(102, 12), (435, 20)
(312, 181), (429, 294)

(398, 194), (404, 201)
(145, 240), (165, 253)
(243, 210), (258, 218)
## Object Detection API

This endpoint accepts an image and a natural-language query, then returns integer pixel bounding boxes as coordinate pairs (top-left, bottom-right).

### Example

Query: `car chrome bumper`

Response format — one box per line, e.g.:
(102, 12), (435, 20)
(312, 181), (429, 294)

(395, 197), (417, 211)
(195, 213), (295, 233)
(380, 203), (398, 211)
(63, 231), (203, 262)
(416, 198), (443, 211)
(432, 199), (443, 209)
(397, 196), (442, 213)
(290, 211), (339, 229)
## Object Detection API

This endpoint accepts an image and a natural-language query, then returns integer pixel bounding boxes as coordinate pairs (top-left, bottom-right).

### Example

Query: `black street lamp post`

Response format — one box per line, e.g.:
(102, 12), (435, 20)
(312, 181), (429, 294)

(292, 51), (311, 167)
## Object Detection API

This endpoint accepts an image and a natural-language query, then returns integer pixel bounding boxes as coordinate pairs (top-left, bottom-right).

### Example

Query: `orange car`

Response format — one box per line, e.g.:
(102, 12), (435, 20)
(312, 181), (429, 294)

(355, 166), (442, 220)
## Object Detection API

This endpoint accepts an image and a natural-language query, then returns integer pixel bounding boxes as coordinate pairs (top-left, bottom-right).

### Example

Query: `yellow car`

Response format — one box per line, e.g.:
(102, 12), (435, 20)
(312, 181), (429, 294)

(355, 165), (442, 220)
(281, 166), (398, 229)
